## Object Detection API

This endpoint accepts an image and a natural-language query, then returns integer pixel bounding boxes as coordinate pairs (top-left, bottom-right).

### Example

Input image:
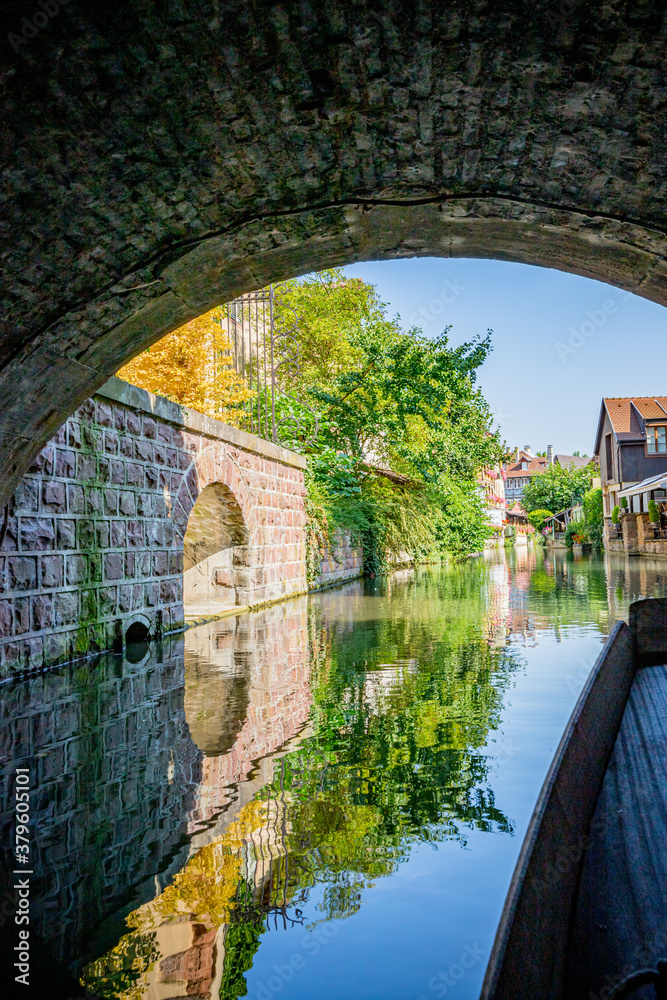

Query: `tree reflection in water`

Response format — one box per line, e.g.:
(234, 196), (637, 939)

(82, 567), (521, 1000)
(4, 551), (651, 999)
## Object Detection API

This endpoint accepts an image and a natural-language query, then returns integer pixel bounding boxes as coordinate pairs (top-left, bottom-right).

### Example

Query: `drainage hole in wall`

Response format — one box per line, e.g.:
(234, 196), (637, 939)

(125, 621), (150, 662)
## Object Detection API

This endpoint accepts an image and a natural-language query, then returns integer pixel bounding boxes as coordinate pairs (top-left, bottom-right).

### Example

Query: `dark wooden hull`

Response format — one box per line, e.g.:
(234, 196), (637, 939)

(480, 598), (667, 1000)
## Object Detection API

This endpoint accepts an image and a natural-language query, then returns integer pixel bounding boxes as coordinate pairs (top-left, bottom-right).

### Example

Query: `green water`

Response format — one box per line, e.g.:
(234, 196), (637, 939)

(3, 547), (667, 1000)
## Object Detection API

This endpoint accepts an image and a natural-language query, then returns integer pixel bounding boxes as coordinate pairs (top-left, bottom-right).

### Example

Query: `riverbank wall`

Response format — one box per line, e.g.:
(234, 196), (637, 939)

(605, 512), (667, 559)
(0, 378), (309, 678)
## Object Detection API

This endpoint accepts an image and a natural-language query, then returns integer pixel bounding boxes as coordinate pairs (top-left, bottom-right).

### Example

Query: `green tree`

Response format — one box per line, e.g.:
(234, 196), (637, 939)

(522, 462), (595, 514)
(276, 270), (504, 562)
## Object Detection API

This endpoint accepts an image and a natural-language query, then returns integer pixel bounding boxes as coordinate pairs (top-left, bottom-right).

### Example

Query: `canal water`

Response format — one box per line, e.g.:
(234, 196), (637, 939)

(2, 547), (667, 1000)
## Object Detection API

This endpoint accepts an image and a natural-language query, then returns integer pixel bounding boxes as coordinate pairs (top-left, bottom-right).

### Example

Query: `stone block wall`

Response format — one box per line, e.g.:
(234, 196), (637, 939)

(612, 511), (667, 559)
(0, 377), (308, 678)
(313, 530), (364, 589)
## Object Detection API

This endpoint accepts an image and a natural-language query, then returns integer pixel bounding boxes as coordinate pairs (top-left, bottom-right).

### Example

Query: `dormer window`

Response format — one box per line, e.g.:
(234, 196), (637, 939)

(646, 425), (667, 454)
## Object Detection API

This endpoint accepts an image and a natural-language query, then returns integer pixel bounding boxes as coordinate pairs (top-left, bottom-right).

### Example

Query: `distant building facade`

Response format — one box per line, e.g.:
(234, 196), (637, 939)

(503, 447), (547, 505)
(504, 445), (592, 507)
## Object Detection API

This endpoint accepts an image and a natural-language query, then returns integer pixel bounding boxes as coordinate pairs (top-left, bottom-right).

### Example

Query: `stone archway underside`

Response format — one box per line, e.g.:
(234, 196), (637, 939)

(2, 0), (667, 504)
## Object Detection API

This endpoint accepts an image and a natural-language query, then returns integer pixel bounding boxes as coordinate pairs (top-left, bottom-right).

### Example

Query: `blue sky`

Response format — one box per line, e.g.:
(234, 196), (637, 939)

(341, 258), (666, 456)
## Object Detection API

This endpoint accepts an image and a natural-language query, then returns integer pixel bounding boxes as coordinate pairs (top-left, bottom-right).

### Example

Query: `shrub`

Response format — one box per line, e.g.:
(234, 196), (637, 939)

(648, 499), (661, 524)
(611, 505), (620, 524)
(620, 496), (628, 510)
(582, 487), (604, 549)
(527, 509), (553, 532)
(565, 521), (586, 548)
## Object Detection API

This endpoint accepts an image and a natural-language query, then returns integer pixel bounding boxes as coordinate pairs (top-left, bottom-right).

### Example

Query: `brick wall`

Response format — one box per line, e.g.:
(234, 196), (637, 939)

(0, 636), (202, 967)
(0, 377), (308, 678)
(312, 530), (364, 589)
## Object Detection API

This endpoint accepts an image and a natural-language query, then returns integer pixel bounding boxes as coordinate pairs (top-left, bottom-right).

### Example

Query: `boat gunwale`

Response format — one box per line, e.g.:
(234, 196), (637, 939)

(480, 618), (636, 1000)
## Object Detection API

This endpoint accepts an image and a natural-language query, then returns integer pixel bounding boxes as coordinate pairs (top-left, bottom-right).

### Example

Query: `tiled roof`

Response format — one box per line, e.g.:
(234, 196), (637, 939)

(603, 397), (667, 437)
(554, 454), (590, 469)
(505, 460), (545, 478)
(632, 398), (667, 420)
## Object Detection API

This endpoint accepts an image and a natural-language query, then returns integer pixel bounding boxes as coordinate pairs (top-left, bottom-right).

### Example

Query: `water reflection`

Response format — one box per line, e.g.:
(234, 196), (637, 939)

(2, 549), (667, 999)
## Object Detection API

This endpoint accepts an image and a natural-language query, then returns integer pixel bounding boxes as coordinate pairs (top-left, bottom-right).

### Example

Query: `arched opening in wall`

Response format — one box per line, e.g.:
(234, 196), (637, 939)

(182, 482), (250, 616)
(183, 617), (251, 757)
(125, 620), (150, 644)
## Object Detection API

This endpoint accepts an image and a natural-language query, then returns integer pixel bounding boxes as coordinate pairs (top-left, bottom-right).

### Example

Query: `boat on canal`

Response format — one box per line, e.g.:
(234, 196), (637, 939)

(480, 596), (667, 1000)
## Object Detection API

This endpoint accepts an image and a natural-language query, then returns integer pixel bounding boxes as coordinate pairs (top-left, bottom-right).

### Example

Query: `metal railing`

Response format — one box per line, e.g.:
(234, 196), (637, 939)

(220, 285), (318, 451)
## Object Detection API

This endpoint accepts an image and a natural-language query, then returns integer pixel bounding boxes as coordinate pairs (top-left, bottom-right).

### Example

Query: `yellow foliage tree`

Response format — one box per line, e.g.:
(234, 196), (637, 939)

(117, 307), (252, 423)
(80, 798), (270, 1000)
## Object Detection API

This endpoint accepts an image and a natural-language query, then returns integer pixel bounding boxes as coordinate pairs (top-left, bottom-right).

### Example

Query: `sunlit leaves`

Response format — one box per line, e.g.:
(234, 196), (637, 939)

(117, 307), (252, 422)
(278, 270), (504, 561)
(521, 462), (596, 515)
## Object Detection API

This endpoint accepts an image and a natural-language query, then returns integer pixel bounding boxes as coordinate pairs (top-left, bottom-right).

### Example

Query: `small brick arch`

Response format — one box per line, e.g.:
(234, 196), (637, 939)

(168, 441), (308, 612)
(172, 444), (254, 612)
(171, 443), (257, 541)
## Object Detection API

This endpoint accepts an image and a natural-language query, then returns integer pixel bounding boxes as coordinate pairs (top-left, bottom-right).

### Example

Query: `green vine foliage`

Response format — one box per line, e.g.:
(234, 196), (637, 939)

(527, 508), (553, 532)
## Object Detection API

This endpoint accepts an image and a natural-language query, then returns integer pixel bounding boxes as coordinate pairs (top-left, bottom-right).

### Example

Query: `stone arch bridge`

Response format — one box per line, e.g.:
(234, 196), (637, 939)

(1, 0), (667, 508)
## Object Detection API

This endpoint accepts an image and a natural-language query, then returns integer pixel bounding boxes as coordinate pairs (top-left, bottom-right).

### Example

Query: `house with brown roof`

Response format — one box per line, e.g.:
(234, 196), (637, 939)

(593, 396), (667, 523)
(503, 447), (548, 505)
(553, 453), (591, 470)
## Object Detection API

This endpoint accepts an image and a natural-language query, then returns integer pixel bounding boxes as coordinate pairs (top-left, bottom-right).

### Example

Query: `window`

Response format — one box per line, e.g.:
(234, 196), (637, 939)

(605, 434), (613, 479)
(646, 425), (667, 454)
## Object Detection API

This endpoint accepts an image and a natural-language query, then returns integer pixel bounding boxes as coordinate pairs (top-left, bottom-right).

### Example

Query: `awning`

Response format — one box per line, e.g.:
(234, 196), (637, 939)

(542, 504), (580, 525)
(618, 471), (667, 500)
